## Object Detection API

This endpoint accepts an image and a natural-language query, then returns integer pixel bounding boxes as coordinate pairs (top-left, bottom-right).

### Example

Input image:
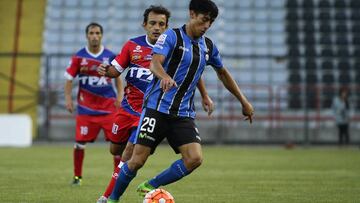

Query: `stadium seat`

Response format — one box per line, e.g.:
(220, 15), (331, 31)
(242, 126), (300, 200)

(288, 71), (302, 84)
(286, 0), (298, 8)
(286, 9), (299, 21)
(335, 23), (348, 33)
(318, 0), (331, 8)
(352, 23), (360, 33)
(338, 72), (352, 85)
(334, 0), (347, 8)
(321, 48), (334, 57)
(321, 60), (334, 70)
(336, 47), (351, 57)
(302, 0), (315, 8)
(319, 11), (331, 21)
(338, 60), (351, 72)
(319, 23), (332, 33)
(305, 59), (317, 71)
(288, 59), (301, 70)
(322, 72), (335, 84)
(303, 10), (315, 21)
(305, 72), (318, 84)
(305, 46), (317, 56)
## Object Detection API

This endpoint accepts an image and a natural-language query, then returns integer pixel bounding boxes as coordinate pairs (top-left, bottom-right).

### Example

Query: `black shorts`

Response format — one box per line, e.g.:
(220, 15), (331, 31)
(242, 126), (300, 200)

(135, 108), (201, 154)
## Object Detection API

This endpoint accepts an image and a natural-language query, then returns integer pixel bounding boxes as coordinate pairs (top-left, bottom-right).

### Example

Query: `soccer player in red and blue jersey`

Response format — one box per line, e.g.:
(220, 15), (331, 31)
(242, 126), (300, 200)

(96, 6), (214, 203)
(107, 0), (254, 202)
(64, 22), (123, 186)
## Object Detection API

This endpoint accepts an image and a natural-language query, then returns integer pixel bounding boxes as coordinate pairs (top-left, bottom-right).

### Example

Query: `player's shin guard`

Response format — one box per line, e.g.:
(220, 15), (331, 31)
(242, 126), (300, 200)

(148, 159), (190, 188)
(109, 162), (136, 201)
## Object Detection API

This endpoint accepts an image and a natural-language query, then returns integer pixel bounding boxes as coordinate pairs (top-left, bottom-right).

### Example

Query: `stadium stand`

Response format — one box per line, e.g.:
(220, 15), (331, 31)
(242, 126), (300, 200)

(286, 0), (359, 109)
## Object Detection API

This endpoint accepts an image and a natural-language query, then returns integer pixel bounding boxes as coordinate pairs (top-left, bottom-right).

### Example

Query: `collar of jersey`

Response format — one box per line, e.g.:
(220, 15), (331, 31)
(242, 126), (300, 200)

(181, 24), (202, 44)
(145, 35), (154, 47)
(85, 45), (104, 58)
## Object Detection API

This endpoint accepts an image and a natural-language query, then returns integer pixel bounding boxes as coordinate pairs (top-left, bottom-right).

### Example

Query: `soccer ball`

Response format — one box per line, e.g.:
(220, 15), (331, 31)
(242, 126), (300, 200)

(143, 188), (175, 203)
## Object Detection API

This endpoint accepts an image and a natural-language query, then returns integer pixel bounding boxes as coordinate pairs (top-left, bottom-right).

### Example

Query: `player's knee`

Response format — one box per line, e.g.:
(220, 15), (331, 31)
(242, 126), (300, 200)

(184, 155), (203, 170)
(128, 157), (146, 171)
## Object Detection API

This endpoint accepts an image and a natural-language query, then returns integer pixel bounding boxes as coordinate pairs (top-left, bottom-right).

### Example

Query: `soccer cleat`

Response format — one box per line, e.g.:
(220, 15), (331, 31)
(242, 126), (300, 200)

(136, 181), (156, 197)
(71, 176), (82, 186)
(96, 196), (107, 203)
(106, 199), (119, 203)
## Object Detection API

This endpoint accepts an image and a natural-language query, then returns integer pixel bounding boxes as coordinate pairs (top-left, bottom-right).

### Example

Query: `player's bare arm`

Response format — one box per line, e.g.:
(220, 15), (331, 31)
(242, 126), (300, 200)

(197, 78), (214, 116)
(215, 67), (254, 123)
(115, 77), (123, 108)
(150, 54), (177, 92)
(64, 80), (74, 113)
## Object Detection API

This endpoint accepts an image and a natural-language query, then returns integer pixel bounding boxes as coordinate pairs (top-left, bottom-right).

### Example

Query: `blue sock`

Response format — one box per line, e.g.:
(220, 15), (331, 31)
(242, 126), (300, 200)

(148, 159), (190, 188)
(109, 162), (137, 200)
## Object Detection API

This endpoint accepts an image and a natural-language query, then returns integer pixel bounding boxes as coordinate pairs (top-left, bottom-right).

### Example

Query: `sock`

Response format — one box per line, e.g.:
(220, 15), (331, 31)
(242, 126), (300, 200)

(74, 148), (85, 177)
(148, 159), (190, 188)
(113, 155), (121, 170)
(103, 161), (123, 198)
(109, 162), (137, 200)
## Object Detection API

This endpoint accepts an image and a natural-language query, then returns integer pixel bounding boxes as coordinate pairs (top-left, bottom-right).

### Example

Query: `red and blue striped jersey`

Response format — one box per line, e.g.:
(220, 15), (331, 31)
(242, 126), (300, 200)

(111, 35), (154, 116)
(65, 46), (117, 115)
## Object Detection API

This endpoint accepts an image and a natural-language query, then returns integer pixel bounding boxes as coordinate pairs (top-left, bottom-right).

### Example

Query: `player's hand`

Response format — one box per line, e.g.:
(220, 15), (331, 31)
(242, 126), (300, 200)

(160, 77), (177, 92)
(97, 64), (109, 76)
(65, 99), (74, 113)
(202, 95), (214, 116)
(242, 102), (254, 124)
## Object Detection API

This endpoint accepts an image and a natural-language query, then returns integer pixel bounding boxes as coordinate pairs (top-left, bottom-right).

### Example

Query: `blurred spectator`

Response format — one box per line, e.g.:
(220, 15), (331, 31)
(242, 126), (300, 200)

(332, 87), (351, 145)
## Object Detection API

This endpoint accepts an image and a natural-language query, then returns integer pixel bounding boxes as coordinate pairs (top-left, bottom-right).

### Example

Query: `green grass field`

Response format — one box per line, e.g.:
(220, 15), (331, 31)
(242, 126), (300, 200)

(0, 144), (359, 203)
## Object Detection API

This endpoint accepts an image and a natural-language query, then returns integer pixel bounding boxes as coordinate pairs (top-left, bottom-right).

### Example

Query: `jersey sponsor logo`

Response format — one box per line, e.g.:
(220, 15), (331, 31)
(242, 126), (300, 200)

(79, 76), (109, 86)
(138, 132), (155, 141)
(179, 46), (189, 52)
(157, 34), (167, 44)
(133, 45), (143, 53)
(128, 67), (153, 82)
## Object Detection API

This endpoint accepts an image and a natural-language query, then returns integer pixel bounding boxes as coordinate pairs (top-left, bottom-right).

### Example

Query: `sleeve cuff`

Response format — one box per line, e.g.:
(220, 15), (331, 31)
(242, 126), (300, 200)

(111, 59), (124, 73)
(64, 72), (74, 80)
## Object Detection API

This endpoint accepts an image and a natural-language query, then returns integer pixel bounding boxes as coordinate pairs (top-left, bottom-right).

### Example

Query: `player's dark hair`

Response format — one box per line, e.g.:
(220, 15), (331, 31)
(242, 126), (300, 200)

(85, 22), (103, 34)
(189, 0), (218, 21)
(143, 5), (171, 26)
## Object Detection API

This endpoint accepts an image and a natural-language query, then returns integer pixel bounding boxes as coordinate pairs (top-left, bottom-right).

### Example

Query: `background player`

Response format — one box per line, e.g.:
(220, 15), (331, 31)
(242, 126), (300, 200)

(107, 0), (253, 202)
(64, 22), (123, 186)
(96, 5), (214, 202)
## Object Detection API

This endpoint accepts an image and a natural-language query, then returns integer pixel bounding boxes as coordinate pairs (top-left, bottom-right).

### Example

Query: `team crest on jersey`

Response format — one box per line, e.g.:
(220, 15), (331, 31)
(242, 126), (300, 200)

(157, 34), (167, 44)
(133, 45), (142, 53)
(132, 54), (142, 61)
(80, 58), (88, 65)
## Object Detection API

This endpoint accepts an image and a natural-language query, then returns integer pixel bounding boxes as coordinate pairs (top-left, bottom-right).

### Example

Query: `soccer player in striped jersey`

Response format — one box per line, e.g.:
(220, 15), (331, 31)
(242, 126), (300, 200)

(64, 22), (123, 186)
(107, 0), (254, 202)
(96, 5), (214, 203)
